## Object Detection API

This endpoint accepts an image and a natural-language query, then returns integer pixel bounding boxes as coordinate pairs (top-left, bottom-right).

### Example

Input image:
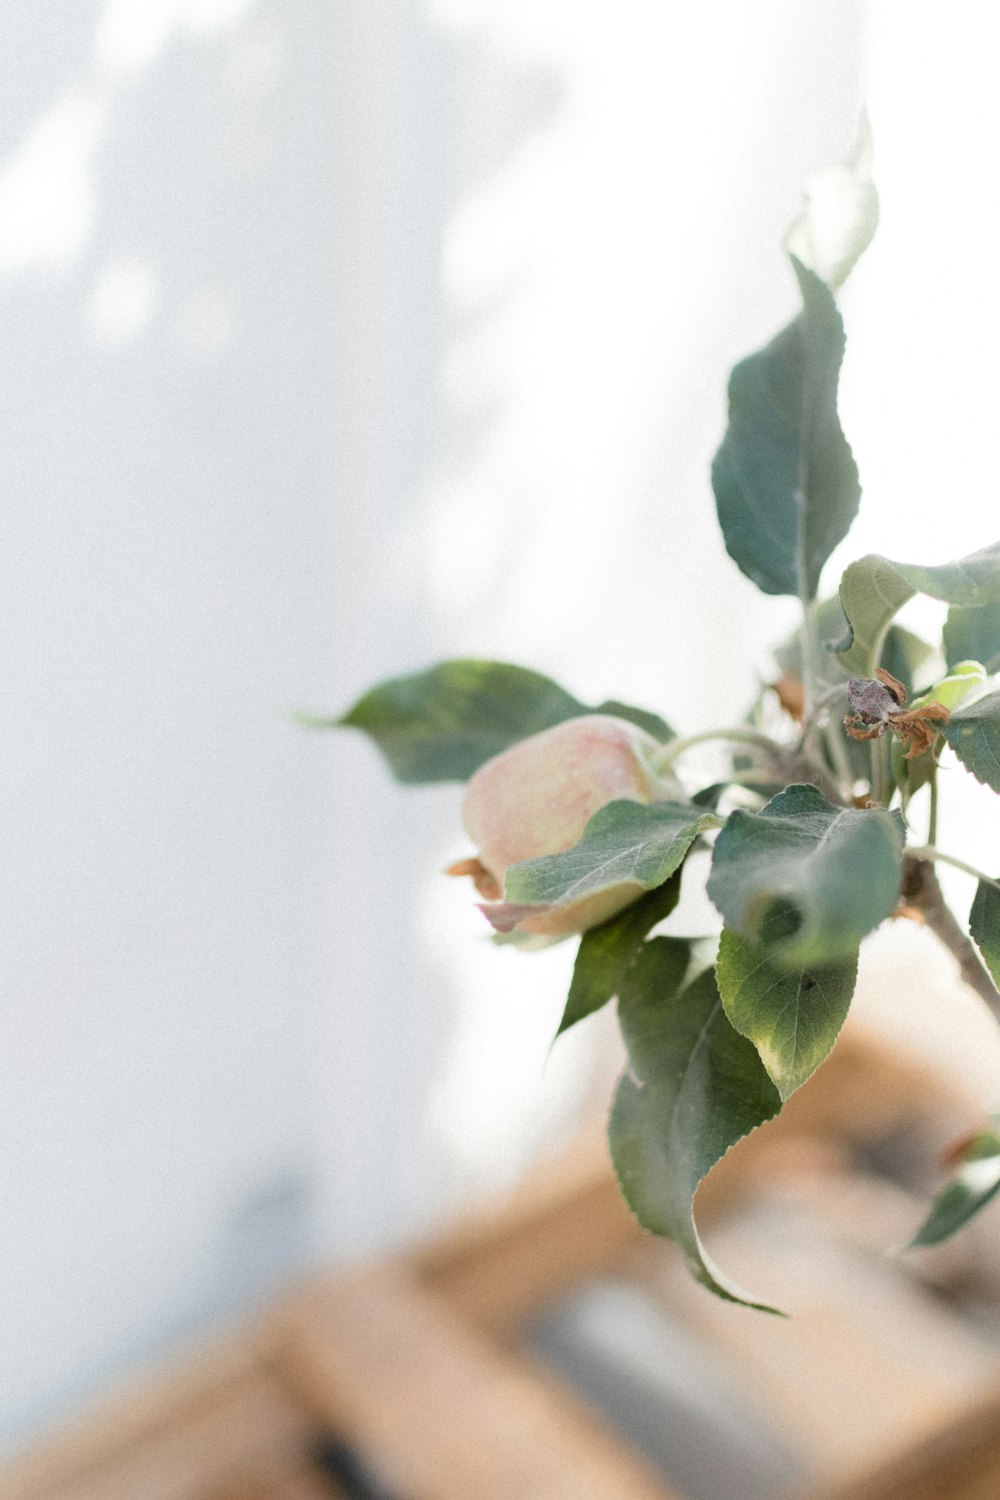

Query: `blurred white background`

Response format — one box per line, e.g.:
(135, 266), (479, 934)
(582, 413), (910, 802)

(2, 0), (998, 1455)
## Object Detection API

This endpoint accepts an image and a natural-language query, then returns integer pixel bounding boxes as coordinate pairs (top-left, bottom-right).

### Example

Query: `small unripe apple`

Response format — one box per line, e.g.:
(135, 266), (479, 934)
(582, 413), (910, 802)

(451, 714), (672, 938)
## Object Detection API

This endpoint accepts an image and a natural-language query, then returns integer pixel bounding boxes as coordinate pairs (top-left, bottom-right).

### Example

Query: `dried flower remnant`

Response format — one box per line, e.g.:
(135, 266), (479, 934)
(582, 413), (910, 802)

(843, 667), (950, 760)
(772, 673), (805, 722)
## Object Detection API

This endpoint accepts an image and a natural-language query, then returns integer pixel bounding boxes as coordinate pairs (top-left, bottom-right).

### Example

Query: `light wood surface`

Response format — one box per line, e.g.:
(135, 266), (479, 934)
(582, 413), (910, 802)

(3, 1021), (999, 1500)
(812, 1383), (1000, 1500)
(284, 1265), (683, 1500)
(1, 1316), (315, 1500)
(208, 1468), (344, 1500)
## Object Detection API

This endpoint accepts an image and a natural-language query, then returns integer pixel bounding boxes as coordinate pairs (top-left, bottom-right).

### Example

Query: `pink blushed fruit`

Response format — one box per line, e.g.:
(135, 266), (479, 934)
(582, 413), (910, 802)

(450, 714), (671, 938)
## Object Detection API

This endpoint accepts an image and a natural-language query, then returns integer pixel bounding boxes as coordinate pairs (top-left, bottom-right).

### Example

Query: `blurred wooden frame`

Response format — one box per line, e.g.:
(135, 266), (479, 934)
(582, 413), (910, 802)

(6, 1027), (1000, 1500)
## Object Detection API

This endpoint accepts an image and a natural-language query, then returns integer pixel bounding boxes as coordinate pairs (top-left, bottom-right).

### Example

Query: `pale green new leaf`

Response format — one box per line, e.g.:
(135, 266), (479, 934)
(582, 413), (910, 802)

(706, 785), (904, 968)
(327, 660), (673, 783)
(717, 914), (857, 1101)
(836, 543), (1000, 677)
(910, 1118), (1000, 1248)
(711, 258), (860, 600)
(609, 946), (783, 1309)
(558, 875), (686, 1036)
(943, 691), (1000, 793)
(970, 878), (1000, 989)
(908, 661), (985, 714)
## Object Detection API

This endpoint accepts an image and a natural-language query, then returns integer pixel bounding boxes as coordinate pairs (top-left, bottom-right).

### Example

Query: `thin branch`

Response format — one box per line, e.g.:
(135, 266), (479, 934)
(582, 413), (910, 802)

(653, 726), (784, 770)
(904, 857), (1000, 1021)
(871, 733), (893, 807)
(908, 846), (1000, 893)
(798, 681), (848, 744)
(928, 769), (939, 847)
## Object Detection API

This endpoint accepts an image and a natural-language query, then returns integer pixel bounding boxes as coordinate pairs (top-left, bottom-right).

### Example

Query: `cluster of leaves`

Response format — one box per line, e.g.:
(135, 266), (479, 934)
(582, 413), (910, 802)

(319, 145), (1000, 1309)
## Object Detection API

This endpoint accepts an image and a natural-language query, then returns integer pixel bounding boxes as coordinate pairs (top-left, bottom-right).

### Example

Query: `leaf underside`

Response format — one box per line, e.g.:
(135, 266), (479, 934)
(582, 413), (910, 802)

(944, 602), (1000, 675)
(609, 946), (783, 1311)
(836, 542), (1000, 677)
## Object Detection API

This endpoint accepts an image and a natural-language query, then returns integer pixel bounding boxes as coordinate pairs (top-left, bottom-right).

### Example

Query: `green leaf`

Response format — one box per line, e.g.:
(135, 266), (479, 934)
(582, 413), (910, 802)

(836, 543), (1000, 677)
(609, 947), (783, 1309)
(970, 878), (1000, 989)
(945, 602), (1000, 674)
(834, 555), (917, 677)
(706, 784), (904, 967)
(943, 690), (1000, 792)
(711, 257), (860, 600)
(486, 801), (721, 934)
(909, 660), (986, 714)
(717, 913), (858, 1101)
(910, 1118), (1000, 1248)
(894, 542), (1000, 606)
(595, 698), (674, 743)
(328, 660), (672, 783)
(558, 875), (686, 1036)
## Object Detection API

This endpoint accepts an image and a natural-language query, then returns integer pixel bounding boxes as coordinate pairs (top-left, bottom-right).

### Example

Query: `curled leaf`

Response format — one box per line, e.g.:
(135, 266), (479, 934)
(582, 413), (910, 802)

(609, 945), (783, 1311)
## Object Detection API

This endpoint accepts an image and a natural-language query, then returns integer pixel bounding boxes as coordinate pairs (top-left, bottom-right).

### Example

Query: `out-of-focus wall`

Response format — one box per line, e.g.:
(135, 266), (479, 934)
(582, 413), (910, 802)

(0, 0), (866, 1453)
(0, 0), (341, 1447)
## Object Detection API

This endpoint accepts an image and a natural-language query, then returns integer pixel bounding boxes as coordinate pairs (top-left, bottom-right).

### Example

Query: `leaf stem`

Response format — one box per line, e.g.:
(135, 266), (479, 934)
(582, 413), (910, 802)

(904, 857), (1000, 1020)
(797, 572), (819, 727)
(928, 768), (939, 847)
(824, 719), (856, 799)
(870, 734), (890, 806)
(908, 845), (1000, 894)
(799, 682), (849, 740)
(653, 727), (784, 771)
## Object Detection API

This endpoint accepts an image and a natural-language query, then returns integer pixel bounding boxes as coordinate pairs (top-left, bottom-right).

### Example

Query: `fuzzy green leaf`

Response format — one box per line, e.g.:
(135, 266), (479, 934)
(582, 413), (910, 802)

(970, 878), (1000, 989)
(834, 555), (917, 677)
(609, 947), (783, 1310)
(488, 801), (721, 933)
(836, 543), (1000, 677)
(558, 876), (686, 1036)
(910, 1119), (1000, 1248)
(711, 258), (860, 600)
(717, 914), (857, 1100)
(943, 691), (1000, 793)
(945, 602), (1000, 674)
(329, 660), (672, 783)
(706, 785), (904, 968)
(896, 542), (1000, 606)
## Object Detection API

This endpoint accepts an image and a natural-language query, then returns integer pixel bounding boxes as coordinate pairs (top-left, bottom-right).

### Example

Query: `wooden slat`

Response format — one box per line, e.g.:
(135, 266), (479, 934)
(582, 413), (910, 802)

(283, 1267), (684, 1500)
(209, 1466), (346, 1500)
(410, 1025), (985, 1339)
(810, 1385), (1000, 1500)
(1, 1316), (317, 1500)
(632, 1191), (1000, 1487)
(411, 1123), (644, 1336)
